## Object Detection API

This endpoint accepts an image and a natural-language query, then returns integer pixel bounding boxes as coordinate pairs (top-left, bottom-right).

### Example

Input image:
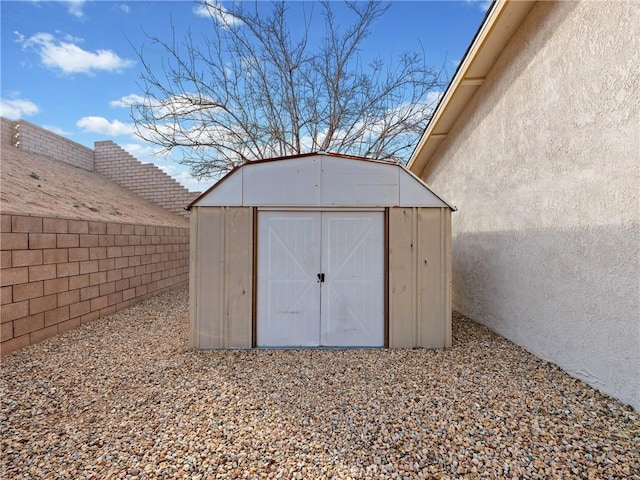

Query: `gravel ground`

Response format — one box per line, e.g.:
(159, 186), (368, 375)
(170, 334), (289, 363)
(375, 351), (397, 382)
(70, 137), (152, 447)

(1, 288), (638, 480)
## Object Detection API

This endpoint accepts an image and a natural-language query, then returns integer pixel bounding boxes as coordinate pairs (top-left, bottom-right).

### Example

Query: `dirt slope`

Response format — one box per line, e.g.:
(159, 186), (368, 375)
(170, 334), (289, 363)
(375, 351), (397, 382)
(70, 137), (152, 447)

(0, 146), (188, 227)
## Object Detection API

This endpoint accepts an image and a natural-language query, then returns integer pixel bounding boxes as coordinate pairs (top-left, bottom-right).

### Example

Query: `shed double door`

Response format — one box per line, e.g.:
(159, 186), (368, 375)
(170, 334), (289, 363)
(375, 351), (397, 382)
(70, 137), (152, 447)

(257, 211), (384, 347)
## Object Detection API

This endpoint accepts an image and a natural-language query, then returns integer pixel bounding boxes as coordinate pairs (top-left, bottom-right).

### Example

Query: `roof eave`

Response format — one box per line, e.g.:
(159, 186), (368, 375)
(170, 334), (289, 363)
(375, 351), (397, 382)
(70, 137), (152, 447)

(407, 0), (537, 178)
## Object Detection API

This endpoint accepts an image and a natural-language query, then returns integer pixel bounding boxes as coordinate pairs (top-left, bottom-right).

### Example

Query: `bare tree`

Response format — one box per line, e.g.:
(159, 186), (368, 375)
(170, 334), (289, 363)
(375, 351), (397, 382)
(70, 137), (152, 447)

(131, 1), (443, 179)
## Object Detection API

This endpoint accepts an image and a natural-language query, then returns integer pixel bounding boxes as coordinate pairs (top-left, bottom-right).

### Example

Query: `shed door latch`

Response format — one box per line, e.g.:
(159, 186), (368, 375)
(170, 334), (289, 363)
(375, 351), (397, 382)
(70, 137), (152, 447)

(317, 273), (325, 283)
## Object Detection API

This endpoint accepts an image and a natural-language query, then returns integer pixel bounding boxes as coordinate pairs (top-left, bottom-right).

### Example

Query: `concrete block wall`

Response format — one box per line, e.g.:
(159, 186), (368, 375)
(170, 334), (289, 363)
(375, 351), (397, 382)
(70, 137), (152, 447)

(1, 117), (13, 147)
(1, 118), (199, 218)
(13, 120), (94, 171)
(1, 212), (189, 355)
(94, 141), (196, 218)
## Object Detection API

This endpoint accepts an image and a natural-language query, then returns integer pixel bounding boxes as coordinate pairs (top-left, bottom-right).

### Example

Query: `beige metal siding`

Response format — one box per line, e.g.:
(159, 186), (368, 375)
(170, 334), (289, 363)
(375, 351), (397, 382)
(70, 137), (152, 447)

(418, 208), (452, 348)
(389, 207), (451, 348)
(189, 209), (199, 348)
(388, 208), (417, 348)
(190, 206), (253, 348)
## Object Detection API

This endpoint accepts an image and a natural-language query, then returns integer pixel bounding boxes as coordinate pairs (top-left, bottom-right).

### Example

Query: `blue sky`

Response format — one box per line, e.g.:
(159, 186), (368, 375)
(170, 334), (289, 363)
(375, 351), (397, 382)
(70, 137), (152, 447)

(1, 0), (488, 191)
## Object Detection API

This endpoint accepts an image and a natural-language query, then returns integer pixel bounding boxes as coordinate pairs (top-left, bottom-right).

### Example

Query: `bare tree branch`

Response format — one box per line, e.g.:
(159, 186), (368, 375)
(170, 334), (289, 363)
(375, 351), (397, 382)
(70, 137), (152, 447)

(130, 0), (443, 179)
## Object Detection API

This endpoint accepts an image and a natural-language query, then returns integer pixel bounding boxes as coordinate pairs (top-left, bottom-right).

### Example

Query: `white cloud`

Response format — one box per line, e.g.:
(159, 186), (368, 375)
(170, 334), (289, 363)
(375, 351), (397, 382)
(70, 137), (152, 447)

(61, 33), (84, 43)
(76, 116), (133, 136)
(113, 140), (212, 192)
(119, 4), (130, 14)
(119, 140), (214, 192)
(109, 94), (146, 108)
(66, 0), (85, 18)
(20, 0), (86, 18)
(119, 142), (162, 161)
(465, 0), (493, 12)
(158, 164), (209, 192)
(193, 1), (242, 27)
(43, 125), (74, 136)
(426, 90), (444, 108)
(17, 31), (134, 75)
(0, 98), (39, 119)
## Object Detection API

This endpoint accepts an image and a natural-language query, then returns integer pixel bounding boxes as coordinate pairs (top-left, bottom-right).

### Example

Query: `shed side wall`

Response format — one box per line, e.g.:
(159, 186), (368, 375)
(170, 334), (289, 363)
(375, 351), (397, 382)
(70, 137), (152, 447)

(421, 1), (640, 408)
(389, 208), (418, 347)
(189, 209), (199, 349)
(418, 208), (452, 348)
(224, 208), (253, 347)
(389, 207), (451, 348)
(191, 207), (252, 348)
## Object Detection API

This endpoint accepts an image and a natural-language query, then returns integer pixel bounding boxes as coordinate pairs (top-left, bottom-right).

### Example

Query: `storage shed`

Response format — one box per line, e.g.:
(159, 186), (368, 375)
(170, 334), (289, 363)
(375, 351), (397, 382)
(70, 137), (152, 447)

(187, 153), (454, 349)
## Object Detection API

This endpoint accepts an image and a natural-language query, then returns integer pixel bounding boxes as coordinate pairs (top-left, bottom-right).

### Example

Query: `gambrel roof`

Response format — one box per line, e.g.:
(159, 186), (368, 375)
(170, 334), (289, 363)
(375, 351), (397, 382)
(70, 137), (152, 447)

(187, 152), (455, 210)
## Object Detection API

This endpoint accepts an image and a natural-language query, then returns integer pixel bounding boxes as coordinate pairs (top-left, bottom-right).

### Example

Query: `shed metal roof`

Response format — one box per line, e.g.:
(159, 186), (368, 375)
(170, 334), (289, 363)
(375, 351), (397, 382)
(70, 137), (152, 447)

(187, 152), (455, 210)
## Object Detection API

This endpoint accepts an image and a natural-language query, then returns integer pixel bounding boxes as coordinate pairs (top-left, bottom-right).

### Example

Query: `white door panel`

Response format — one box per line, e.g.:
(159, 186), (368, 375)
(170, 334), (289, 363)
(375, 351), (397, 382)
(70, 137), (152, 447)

(257, 212), (320, 346)
(257, 211), (384, 347)
(321, 212), (384, 346)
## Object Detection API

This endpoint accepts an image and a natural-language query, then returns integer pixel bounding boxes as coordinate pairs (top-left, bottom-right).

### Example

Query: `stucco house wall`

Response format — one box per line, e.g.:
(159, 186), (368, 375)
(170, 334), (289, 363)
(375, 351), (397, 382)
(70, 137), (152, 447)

(421, 1), (639, 409)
